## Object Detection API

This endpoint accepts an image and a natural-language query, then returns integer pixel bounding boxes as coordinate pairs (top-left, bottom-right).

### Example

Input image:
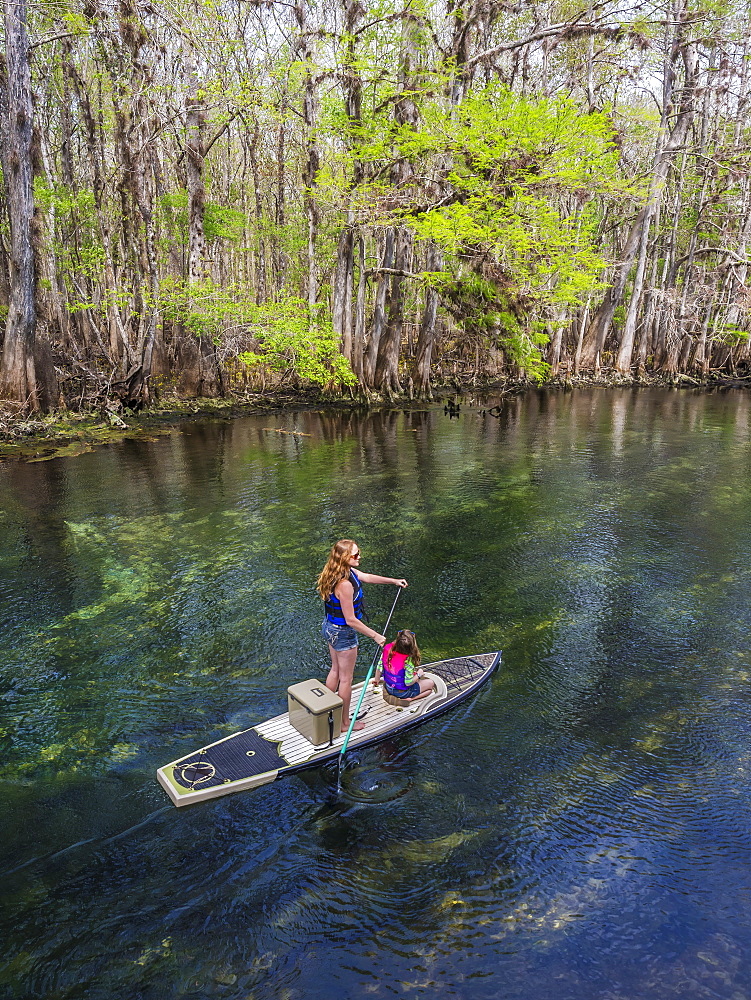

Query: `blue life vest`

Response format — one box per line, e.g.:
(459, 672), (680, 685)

(324, 570), (365, 625)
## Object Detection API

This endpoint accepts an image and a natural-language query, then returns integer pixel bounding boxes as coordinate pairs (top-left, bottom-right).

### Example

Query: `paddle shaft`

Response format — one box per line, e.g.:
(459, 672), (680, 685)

(339, 585), (403, 758)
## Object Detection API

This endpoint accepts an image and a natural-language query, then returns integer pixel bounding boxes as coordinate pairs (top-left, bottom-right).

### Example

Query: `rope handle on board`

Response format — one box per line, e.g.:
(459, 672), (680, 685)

(339, 584), (403, 759)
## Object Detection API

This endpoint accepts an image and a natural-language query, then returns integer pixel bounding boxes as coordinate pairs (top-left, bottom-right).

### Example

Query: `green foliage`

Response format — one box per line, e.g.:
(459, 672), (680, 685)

(237, 300), (356, 388)
(320, 83), (625, 379)
(35, 178), (96, 220)
(204, 204), (246, 243)
(158, 277), (240, 340)
(428, 269), (551, 380)
(717, 325), (750, 345)
(159, 279), (355, 388)
(389, 86), (620, 379)
(159, 191), (246, 244)
(34, 178), (108, 292)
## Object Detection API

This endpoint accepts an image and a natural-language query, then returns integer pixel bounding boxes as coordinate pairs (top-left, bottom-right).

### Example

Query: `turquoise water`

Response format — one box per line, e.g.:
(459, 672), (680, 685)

(2, 388), (751, 998)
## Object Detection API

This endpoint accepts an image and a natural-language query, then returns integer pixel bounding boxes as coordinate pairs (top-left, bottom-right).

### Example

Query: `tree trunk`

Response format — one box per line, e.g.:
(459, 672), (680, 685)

(351, 234), (366, 383)
(413, 244), (441, 397)
(615, 206), (652, 372)
(248, 117), (267, 304)
(372, 12), (420, 394)
(182, 43), (221, 397)
(580, 15), (698, 371)
(185, 47), (206, 290)
(547, 317), (566, 376)
(363, 228), (395, 386)
(667, 58), (712, 370)
(275, 115), (287, 296)
(332, 225), (354, 361)
(332, 1), (365, 371)
(295, 1), (319, 313)
(375, 228), (413, 394)
(68, 54), (131, 367)
(0, 0), (39, 409)
(114, 0), (163, 406)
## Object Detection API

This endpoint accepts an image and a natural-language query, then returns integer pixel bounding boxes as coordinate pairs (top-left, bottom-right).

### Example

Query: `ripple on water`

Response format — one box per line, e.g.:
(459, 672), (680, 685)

(337, 761), (414, 803)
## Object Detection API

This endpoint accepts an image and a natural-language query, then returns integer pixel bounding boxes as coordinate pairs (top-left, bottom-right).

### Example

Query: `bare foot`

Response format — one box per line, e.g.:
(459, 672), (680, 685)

(342, 719), (365, 733)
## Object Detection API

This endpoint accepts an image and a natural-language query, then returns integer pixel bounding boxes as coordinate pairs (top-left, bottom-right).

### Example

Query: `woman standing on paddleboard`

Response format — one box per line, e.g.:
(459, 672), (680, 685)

(317, 539), (407, 733)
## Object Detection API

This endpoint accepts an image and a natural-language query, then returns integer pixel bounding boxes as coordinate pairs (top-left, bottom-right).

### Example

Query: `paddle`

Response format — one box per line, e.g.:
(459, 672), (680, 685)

(337, 585), (403, 788)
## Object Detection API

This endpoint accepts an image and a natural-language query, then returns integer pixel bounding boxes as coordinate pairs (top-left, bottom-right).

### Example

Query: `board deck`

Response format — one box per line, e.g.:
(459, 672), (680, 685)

(157, 651), (501, 807)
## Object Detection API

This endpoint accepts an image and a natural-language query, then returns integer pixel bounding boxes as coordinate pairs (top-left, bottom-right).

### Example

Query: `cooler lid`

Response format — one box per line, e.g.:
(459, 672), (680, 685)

(287, 678), (343, 714)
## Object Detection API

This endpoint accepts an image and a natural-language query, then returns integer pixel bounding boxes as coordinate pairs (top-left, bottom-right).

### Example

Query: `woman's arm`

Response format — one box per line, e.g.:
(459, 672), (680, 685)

(335, 578), (386, 645)
(357, 572), (408, 587)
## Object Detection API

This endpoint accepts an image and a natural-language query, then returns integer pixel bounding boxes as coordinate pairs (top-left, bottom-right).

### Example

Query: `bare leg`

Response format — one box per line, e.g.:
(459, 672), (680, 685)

(325, 645), (340, 695)
(406, 677), (436, 703)
(325, 644), (364, 732)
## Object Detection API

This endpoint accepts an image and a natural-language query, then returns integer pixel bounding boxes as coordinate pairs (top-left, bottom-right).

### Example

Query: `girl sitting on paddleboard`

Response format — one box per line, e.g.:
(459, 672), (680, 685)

(375, 629), (435, 702)
(317, 539), (407, 733)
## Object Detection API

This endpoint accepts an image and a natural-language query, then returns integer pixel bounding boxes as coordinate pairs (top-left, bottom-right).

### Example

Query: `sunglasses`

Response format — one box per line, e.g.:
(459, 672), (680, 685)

(350, 550), (361, 558)
(397, 629), (414, 636)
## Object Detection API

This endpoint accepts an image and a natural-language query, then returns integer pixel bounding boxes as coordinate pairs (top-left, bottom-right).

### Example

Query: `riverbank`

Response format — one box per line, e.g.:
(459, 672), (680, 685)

(1, 372), (749, 462)
(0, 389), (327, 462)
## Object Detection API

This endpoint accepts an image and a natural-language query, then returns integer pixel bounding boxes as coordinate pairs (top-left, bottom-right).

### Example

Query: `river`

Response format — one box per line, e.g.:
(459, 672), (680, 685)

(2, 387), (751, 999)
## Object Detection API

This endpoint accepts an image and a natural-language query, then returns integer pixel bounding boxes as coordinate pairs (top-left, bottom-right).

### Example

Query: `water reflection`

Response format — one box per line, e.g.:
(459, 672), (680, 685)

(2, 388), (751, 999)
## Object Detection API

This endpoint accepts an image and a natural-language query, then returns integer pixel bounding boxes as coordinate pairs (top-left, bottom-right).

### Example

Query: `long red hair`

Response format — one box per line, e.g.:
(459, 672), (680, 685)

(316, 539), (357, 599)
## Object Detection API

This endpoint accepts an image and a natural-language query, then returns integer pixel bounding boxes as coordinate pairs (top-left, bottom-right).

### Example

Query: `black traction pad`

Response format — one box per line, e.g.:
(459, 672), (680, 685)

(171, 727), (288, 790)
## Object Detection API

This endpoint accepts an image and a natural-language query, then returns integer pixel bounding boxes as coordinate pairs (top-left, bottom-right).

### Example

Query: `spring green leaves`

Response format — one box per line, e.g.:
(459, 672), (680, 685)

(327, 84), (624, 379)
(237, 299), (356, 388)
(158, 281), (355, 389)
(401, 89), (621, 377)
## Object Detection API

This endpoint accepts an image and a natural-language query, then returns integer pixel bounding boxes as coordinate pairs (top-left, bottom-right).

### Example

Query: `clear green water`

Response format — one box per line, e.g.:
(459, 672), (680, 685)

(2, 388), (751, 999)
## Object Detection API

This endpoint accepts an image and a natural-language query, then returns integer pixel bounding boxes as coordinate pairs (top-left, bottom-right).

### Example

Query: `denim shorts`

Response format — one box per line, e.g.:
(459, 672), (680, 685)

(385, 681), (421, 699)
(322, 619), (359, 652)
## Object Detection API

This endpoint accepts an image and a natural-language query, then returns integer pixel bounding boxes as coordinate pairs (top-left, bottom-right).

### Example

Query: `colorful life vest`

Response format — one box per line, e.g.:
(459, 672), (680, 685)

(324, 570), (365, 625)
(381, 642), (415, 692)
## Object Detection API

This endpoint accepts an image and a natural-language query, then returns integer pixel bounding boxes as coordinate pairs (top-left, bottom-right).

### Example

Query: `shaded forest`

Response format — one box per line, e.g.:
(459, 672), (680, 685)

(1, 0), (750, 414)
